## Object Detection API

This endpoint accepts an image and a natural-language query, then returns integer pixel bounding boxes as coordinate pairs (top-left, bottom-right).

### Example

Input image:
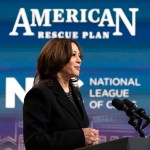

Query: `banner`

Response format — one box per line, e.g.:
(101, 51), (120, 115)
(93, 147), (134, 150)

(0, 0), (150, 149)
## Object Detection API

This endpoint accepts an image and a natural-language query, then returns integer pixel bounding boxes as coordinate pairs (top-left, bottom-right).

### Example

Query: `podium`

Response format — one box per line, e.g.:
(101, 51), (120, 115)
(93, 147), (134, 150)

(75, 137), (150, 150)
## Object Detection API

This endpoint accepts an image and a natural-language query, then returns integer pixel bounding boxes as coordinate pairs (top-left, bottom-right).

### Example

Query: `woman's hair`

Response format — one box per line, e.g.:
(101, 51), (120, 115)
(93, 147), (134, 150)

(34, 38), (83, 85)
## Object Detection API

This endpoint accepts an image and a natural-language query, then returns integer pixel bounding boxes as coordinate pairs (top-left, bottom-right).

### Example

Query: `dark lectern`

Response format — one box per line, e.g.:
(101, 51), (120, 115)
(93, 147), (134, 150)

(75, 137), (150, 150)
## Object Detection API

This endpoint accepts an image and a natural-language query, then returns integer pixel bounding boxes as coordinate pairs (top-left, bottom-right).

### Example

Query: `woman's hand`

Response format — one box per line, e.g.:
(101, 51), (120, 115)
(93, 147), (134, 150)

(82, 128), (100, 146)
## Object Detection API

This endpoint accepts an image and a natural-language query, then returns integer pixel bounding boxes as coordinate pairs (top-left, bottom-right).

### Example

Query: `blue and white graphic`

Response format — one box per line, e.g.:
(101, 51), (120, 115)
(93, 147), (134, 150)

(0, 0), (150, 149)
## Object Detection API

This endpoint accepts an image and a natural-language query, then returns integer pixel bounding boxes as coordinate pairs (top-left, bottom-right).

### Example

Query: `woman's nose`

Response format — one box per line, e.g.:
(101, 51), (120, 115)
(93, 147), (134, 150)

(77, 56), (82, 63)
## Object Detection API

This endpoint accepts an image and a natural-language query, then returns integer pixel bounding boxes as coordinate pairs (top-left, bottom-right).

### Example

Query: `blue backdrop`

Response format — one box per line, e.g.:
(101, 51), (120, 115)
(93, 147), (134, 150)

(0, 0), (150, 149)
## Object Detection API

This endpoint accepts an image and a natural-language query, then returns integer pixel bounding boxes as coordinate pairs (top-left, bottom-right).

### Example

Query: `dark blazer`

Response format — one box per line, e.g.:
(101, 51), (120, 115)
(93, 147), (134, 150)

(23, 80), (89, 150)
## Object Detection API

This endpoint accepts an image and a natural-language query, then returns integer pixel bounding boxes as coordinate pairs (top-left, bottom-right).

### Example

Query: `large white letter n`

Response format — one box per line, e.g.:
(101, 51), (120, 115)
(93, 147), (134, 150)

(5, 77), (33, 108)
(9, 8), (34, 36)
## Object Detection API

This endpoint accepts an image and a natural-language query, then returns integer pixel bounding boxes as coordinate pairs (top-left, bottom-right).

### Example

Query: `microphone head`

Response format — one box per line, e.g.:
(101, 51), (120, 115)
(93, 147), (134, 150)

(112, 98), (142, 119)
(112, 98), (125, 111)
(123, 99), (136, 108)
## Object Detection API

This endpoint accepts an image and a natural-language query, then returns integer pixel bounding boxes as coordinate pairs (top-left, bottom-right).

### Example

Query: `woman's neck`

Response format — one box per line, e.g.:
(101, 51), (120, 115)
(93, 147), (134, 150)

(57, 74), (70, 93)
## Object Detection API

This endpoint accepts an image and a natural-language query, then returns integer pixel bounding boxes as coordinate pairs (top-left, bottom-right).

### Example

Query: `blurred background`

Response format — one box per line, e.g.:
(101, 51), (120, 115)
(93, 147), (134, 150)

(0, 0), (150, 149)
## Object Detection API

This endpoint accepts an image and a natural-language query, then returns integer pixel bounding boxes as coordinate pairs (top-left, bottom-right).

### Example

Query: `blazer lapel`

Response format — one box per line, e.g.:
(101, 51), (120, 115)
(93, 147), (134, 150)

(51, 82), (83, 127)
(70, 84), (84, 119)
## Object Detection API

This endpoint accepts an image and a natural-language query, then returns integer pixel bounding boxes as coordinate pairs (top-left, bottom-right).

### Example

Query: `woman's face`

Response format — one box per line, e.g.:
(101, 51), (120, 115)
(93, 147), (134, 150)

(57, 42), (82, 79)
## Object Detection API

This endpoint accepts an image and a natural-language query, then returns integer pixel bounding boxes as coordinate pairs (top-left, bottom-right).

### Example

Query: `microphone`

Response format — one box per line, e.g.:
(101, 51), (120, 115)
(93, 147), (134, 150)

(112, 98), (128, 111)
(123, 99), (150, 120)
(112, 98), (141, 119)
(123, 99), (150, 129)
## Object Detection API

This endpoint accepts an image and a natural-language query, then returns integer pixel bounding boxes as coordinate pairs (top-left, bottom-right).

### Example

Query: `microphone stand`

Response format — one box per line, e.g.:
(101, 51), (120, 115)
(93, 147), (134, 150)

(128, 116), (146, 137)
(142, 119), (150, 130)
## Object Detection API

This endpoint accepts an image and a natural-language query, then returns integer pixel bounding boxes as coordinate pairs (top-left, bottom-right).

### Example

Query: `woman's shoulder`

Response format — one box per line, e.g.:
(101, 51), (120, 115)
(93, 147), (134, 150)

(26, 81), (51, 96)
(33, 80), (49, 89)
(24, 81), (54, 103)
